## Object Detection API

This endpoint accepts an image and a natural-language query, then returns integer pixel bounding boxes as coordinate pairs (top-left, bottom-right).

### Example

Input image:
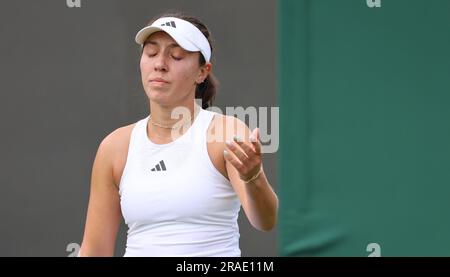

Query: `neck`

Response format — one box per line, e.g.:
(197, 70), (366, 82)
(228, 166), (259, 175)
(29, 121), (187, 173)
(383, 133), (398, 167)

(148, 100), (200, 138)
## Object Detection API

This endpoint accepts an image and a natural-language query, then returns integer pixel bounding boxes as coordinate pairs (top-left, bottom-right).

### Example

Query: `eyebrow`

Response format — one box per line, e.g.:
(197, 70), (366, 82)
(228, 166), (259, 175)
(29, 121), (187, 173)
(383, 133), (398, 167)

(143, 41), (181, 49)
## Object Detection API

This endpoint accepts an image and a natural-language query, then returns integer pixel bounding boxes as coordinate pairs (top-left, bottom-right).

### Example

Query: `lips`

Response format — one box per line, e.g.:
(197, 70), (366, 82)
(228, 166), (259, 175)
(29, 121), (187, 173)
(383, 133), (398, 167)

(149, 78), (169, 84)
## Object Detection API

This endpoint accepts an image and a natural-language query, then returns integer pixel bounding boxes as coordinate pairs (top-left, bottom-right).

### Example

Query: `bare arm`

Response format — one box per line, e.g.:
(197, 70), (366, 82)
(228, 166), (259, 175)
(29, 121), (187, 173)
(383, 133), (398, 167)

(223, 117), (278, 232)
(79, 134), (122, 257)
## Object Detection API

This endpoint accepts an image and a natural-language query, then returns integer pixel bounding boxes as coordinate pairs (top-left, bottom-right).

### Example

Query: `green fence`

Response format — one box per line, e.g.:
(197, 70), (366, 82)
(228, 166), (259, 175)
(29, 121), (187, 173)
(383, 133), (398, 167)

(278, 0), (450, 256)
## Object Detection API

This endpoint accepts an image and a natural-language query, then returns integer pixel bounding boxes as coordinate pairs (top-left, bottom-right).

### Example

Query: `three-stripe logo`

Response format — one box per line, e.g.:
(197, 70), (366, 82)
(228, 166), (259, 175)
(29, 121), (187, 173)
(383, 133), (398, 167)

(161, 21), (176, 28)
(151, 160), (167, 172)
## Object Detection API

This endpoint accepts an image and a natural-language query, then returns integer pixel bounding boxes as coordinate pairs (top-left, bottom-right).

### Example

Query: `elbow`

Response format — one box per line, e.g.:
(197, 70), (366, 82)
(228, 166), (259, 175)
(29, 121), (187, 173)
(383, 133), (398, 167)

(255, 221), (276, 232)
(254, 205), (279, 232)
(253, 213), (278, 232)
(258, 225), (275, 232)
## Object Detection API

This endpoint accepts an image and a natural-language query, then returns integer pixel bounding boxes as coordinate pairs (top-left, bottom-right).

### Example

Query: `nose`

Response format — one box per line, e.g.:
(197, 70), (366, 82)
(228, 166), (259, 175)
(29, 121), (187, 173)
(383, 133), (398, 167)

(154, 54), (168, 72)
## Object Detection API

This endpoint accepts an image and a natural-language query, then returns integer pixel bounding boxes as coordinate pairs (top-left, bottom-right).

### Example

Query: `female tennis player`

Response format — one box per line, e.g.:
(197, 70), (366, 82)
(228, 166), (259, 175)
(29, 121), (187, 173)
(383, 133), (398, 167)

(79, 13), (278, 257)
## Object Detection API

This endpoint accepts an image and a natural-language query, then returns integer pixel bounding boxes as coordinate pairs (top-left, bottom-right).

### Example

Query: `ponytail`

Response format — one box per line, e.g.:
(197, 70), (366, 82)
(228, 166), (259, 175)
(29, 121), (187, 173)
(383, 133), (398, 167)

(196, 71), (218, 109)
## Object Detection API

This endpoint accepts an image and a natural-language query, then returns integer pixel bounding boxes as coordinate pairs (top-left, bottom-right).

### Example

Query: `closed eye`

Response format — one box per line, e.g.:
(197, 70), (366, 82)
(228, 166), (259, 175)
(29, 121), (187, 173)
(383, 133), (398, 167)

(171, 55), (183, 61)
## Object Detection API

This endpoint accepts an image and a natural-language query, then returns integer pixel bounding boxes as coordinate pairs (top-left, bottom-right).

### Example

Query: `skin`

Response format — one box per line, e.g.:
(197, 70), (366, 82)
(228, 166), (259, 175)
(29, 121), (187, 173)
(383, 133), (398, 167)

(79, 31), (278, 256)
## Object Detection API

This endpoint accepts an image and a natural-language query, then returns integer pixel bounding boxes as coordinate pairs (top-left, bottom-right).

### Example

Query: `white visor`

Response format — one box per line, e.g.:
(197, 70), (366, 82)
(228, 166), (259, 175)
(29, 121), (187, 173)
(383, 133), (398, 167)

(135, 17), (211, 63)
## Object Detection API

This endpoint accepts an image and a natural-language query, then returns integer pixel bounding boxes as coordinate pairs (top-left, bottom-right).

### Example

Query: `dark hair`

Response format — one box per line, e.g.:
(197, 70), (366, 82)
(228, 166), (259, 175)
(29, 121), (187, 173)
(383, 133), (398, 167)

(144, 12), (218, 109)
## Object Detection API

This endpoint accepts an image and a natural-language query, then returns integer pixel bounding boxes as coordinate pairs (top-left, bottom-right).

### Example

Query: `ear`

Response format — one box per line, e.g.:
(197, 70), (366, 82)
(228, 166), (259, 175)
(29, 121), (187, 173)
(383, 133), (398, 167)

(196, 63), (212, 84)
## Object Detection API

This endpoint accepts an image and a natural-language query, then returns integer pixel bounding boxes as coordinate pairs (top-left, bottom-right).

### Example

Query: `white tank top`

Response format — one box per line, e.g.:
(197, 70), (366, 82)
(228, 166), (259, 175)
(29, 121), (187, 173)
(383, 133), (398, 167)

(119, 108), (241, 257)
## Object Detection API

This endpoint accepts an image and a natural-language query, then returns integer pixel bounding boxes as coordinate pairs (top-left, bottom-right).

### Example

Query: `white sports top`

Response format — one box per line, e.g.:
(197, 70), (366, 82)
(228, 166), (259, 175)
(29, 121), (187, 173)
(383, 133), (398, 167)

(119, 108), (241, 257)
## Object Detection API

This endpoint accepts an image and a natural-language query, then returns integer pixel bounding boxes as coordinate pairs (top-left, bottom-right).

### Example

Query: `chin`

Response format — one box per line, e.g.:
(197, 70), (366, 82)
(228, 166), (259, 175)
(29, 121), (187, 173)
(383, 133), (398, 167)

(146, 90), (172, 105)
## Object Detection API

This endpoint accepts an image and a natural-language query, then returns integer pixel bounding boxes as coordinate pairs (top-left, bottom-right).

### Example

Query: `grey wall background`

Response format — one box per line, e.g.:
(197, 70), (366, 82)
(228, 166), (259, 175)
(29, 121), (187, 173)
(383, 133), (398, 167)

(0, 0), (277, 256)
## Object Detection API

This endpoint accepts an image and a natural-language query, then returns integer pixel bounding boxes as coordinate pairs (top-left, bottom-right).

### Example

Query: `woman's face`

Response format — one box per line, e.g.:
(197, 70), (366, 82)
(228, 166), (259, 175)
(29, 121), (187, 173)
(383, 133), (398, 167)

(140, 31), (209, 107)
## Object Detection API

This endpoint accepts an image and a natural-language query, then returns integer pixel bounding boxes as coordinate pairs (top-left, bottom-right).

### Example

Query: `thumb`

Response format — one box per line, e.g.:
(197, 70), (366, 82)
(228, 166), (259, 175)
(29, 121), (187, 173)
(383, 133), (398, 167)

(250, 128), (259, 142)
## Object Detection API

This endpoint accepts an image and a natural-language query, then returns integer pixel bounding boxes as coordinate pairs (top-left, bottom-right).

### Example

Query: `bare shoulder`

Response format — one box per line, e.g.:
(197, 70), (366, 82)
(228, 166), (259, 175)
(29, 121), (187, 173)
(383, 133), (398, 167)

(208, 113), (250, 142)
(102, 123), (136, 150)
(98, 123), (137, 189)
(206, 113), (251, 180)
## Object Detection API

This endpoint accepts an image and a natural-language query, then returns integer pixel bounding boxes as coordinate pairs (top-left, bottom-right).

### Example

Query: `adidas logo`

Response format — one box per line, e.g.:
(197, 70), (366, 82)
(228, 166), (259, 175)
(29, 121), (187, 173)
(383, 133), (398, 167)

(151, 160), (167, 172)
(161, 21), (176, 28)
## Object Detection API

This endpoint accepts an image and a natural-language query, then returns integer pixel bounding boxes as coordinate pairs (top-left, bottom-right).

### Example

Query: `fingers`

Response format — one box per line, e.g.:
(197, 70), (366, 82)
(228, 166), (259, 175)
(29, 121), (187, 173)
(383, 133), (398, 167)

(232, 136), (256, 159)
(223, 149), (245, 172)
(225, 140), (249, 163)
(229, 128), (262, 158)
(224, 131), (263, 177)
(250, 128), (261, 155)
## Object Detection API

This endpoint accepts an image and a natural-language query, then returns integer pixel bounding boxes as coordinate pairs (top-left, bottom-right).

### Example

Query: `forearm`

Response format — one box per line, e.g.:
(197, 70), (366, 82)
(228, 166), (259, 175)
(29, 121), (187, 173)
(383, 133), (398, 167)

(244, 170), (278, 232)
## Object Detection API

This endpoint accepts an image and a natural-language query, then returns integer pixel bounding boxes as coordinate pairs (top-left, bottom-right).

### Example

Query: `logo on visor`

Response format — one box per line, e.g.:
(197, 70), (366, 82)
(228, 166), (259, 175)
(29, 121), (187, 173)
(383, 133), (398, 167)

(161, 21), (176, 28)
